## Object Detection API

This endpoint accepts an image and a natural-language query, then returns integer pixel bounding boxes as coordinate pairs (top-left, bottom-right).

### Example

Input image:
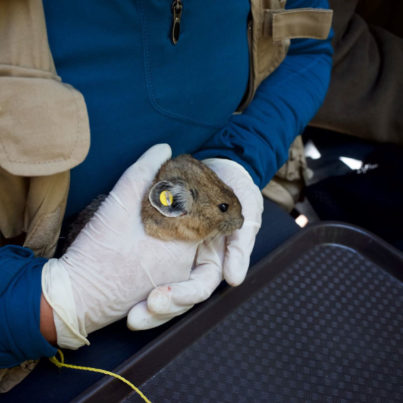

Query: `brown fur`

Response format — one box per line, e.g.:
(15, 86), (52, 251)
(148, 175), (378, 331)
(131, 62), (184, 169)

(63, 155), (243, 252)
(141, 155), (244, 241)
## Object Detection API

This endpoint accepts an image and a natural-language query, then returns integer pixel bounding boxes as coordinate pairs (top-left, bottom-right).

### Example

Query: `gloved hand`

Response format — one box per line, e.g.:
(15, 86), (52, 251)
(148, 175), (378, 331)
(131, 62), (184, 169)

(127, 158), (263, 330)
(41, 144), (200, 349)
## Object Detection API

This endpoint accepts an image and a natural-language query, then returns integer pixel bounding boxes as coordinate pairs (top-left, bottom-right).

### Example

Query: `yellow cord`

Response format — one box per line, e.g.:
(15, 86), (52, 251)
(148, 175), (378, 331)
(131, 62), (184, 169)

(49, 349), (151, 403)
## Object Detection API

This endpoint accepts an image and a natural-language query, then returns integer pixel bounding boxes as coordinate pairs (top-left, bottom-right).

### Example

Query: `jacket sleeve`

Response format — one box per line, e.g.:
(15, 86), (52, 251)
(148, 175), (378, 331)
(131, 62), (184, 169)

(194, 0), (334, 188)
(0, 246), (57, 368)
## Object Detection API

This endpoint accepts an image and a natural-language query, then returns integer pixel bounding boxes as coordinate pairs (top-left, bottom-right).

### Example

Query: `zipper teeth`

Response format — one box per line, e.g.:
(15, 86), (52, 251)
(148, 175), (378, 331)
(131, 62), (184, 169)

(236, 18), (254, 112)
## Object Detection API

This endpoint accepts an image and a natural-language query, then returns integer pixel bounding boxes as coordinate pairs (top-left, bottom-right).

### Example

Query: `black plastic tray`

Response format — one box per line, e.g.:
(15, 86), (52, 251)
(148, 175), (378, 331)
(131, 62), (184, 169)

(73, 222), (403, 402)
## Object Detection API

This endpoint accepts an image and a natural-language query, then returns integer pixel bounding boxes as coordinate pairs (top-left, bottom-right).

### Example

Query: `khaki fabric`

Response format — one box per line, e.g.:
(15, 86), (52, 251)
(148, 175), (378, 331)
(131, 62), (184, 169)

(237, 0), (333, 111)
(0, 0), (89, 393)
(22, 172), (70, 257)
(0, 0), (90, 176)
(0, 361), (38, 393)
(262, 135), (312, 212)
(271, 8), (333, 41)
(0, 169), (26, 240)
(0, 77), (90, 176)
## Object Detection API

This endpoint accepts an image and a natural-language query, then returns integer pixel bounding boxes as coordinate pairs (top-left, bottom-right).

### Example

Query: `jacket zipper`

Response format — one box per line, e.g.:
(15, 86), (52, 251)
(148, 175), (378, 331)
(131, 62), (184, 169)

(171, 0), (183, 45)
(236, 17), (254, 113)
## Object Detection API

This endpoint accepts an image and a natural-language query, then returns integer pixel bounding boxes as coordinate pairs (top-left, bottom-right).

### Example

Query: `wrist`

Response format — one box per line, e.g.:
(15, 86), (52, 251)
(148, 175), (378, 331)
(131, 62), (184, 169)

(40, 293), (57, 345)
(42, 259), (90, 350)
(0, 248), (57, 367)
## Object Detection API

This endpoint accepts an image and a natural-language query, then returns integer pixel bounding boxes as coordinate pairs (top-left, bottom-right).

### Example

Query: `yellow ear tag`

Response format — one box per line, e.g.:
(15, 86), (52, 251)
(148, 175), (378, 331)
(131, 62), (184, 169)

(160, 190), (173, 207)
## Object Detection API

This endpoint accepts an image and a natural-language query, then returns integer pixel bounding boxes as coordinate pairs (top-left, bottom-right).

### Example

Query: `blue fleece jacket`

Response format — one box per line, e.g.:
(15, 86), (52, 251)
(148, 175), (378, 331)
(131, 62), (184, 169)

(0, 0), (333, 367)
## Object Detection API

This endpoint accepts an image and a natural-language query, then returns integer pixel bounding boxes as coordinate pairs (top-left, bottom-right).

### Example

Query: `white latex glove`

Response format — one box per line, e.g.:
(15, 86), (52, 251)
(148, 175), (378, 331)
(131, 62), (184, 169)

(128, 158), (263, 330)
(41, 144), (200, 349)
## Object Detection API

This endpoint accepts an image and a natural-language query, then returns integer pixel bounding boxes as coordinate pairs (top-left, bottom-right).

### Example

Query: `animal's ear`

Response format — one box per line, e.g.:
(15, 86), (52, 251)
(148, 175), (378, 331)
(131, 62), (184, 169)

(148, 180), (193, 217)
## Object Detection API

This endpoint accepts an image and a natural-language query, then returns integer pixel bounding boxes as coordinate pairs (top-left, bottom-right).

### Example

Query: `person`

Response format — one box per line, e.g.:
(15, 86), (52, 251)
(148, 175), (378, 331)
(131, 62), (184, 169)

(0, 0), (333, 393)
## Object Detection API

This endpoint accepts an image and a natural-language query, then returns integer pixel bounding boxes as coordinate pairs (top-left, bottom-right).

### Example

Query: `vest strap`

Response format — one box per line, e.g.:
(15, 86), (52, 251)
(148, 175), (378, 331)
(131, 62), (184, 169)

(268, 8), (333, 41)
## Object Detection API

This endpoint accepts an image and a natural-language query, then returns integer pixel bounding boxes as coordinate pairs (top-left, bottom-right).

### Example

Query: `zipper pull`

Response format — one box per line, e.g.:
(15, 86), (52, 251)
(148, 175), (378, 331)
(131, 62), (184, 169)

(171, 0), (183, 45)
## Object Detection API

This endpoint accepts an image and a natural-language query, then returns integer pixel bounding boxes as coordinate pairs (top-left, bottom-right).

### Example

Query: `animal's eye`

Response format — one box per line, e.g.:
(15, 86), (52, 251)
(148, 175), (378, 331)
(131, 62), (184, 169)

(218, 203), (229, 212)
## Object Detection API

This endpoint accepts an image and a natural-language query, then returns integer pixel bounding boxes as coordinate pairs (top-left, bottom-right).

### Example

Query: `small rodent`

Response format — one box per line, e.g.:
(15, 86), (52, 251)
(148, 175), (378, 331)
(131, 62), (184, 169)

(62, 154), (243, 251)
(142, 154), (244, 241)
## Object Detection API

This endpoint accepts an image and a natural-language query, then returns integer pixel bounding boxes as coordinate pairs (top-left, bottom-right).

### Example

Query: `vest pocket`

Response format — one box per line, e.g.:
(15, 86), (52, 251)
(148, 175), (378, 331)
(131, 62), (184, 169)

(139, 0), (250, 128)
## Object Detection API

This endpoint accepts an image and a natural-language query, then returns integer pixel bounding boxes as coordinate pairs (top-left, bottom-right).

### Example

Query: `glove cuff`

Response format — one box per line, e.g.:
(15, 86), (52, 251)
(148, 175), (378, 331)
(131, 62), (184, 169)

(41, 259), (89, 350)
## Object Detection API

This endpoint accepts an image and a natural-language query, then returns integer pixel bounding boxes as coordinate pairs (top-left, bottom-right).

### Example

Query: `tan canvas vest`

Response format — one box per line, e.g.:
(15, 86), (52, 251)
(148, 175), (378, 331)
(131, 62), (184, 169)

(244, 0), (332, 211)
(0, 0), (90, 392)
(0, 0), (332, 392)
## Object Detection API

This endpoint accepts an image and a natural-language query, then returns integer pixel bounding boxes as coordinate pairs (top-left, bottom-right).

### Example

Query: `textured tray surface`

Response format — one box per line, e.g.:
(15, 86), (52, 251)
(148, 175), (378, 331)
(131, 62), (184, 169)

(126, 243), (403, 402)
